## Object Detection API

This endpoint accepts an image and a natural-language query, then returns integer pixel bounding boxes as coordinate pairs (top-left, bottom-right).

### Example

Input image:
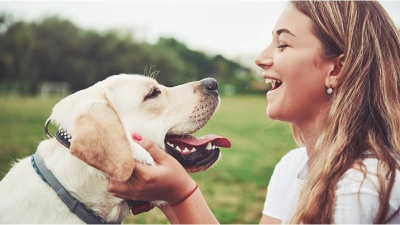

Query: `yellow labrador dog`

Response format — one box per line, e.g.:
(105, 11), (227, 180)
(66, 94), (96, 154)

(0, 74), (231, 223)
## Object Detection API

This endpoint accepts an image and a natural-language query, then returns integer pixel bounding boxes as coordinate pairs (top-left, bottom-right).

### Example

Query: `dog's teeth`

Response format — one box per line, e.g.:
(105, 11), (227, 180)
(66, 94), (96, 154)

(191, 147), (197, 153)
(212, 145), (216, 150)
(175, 146), (181, 151)
(206, 142), (212, 150)
(167, 141), (174, 147)
(182, 147), (190, 153)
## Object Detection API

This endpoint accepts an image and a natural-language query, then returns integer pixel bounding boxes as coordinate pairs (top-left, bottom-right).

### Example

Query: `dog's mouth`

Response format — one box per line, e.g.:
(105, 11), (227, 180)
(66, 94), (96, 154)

(165, 134), (231, 172)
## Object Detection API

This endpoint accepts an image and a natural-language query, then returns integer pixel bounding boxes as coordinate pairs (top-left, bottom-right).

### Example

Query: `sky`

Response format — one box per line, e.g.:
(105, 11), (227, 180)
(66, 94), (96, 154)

(1, 1), (400, 66)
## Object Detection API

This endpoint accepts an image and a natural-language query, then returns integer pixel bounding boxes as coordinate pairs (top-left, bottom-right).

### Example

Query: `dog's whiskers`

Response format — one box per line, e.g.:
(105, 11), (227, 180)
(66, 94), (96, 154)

(144, 65), (160, 79)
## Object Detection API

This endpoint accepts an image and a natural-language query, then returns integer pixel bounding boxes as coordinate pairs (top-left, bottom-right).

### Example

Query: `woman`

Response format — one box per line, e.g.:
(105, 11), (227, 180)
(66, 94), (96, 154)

(108, 1), (400, 223)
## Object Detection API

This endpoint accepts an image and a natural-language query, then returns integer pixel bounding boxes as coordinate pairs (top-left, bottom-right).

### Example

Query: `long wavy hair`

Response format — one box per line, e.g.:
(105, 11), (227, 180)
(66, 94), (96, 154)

(288, 1), (400, 223)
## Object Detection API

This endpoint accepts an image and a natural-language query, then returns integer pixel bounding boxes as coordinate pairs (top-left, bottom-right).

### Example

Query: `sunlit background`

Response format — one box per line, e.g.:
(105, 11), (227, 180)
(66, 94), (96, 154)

(3, 1), (399, 59)
(0, 0), (399, 95)
(1, 1), (400, 223)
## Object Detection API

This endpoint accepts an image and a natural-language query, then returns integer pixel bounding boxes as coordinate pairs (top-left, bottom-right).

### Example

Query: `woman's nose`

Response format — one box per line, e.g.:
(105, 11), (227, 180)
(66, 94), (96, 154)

(255, 48), (273, 68)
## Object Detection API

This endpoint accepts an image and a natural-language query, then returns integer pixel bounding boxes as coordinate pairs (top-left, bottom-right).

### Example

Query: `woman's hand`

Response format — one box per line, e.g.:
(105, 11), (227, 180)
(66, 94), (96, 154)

(109, 133), (219, 224)
(108, 133), (197, 204)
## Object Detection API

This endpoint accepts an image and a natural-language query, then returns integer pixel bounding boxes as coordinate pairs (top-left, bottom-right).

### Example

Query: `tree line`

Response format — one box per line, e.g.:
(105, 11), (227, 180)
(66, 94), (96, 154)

(0, 13), (261, 95)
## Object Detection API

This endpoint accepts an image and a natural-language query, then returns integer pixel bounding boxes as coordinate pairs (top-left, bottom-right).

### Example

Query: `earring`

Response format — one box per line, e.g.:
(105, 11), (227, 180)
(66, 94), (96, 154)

(327, 82), (333, 95)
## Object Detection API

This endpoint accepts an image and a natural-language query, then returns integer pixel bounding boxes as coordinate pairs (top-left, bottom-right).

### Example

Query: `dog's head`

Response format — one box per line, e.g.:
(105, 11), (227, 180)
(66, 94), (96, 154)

(49, 74), (230, 181)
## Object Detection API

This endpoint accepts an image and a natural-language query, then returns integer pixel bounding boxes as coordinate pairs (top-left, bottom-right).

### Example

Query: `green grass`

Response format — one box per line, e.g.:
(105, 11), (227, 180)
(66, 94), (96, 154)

(0, 95), (297, 224)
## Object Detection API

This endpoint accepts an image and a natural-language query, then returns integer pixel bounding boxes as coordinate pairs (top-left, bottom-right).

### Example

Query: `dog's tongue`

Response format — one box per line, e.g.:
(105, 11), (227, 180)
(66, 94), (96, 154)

(166, 134), (231, 148)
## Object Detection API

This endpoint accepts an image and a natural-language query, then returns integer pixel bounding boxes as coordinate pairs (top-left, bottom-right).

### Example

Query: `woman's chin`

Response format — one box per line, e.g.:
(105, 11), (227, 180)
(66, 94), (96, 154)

(266, 108), (279, 120)
(267, 107), (288, 122)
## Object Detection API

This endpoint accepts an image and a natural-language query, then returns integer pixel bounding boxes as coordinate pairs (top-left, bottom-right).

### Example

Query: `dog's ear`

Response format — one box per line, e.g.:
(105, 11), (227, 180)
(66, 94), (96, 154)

(69, 99), (134, 182)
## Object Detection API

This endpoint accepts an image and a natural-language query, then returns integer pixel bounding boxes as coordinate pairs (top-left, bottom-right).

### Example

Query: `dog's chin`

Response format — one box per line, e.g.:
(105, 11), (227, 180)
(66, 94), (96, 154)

(164, 134), (231, 172)
(165, 144), (220, 172)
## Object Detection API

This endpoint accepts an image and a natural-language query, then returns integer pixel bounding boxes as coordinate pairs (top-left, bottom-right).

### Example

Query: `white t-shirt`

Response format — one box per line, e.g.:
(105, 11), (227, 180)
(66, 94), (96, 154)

(262, 147), (400, 223)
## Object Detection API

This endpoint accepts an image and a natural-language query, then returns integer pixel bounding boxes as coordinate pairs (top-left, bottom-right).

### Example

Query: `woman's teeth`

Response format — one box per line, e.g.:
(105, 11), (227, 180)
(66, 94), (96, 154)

(266, 79), (282, 90)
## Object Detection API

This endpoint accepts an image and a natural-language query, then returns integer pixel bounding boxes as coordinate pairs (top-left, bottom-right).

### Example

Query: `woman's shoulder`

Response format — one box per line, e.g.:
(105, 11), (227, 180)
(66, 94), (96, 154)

(275, 147), (308, 170)
(335, 157), (400, 223)
(337, 157), (400, 199)
(280, 147), (307, 162)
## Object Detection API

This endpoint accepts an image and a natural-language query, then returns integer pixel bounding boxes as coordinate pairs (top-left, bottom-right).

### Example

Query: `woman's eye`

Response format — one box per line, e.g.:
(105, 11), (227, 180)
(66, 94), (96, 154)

(145, 88), (161, 100)
(277, 44), (288, 51)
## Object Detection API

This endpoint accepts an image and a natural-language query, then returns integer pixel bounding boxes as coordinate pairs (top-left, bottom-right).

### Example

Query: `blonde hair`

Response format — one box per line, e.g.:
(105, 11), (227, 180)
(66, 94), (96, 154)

(288, 1), (400, 223)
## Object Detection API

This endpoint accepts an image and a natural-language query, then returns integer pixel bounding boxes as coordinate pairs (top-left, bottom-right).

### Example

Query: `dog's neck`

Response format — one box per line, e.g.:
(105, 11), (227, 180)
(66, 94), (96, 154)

(53, 127), (154, 216)
(37, 139), (130, 223)
(31, 153), (108, 224)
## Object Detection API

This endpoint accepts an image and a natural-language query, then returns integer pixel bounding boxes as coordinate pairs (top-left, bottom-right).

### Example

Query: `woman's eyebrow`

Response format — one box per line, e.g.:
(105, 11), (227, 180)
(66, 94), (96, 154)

(273, 28), (297, 37)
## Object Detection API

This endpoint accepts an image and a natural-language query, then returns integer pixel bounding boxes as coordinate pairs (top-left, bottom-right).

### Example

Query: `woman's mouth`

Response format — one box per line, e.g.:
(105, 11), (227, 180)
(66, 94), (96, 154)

(266, 78), (282, 91)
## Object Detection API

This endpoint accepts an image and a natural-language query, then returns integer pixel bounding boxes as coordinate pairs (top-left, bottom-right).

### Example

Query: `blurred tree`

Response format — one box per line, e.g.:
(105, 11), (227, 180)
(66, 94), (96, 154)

(0, 14), (259, 95)
(157, 37), (215, 83)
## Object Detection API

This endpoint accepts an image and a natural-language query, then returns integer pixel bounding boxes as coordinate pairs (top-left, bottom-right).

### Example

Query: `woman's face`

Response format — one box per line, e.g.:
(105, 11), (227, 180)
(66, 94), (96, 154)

(255, 4), (333, 128)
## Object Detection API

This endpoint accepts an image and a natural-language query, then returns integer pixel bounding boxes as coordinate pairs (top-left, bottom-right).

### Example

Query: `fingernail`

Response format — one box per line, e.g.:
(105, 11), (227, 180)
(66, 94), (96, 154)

(133, 133), (143, 142)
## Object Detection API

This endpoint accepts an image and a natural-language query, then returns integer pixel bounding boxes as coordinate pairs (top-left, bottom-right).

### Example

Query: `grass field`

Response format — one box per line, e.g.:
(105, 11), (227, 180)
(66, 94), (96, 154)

(0, 94), (297, 224)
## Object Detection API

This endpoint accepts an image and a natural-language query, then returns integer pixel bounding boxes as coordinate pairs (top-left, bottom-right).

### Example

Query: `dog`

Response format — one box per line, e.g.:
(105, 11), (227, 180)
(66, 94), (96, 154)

(0, 74), (231, 223)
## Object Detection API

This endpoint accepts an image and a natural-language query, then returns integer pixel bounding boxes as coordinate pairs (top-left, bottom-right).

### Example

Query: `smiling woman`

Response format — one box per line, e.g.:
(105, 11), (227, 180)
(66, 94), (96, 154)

(259, 1), (400, 224)
(257, 3), (332, 125)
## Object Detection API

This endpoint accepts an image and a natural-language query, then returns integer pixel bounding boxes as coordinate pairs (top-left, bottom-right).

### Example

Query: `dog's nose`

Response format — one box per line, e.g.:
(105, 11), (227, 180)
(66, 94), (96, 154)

(201, 78), (219, 93)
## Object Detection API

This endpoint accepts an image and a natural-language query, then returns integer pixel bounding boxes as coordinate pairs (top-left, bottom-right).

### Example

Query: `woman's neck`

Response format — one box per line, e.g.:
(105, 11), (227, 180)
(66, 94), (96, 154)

(296, 120), (323, 160)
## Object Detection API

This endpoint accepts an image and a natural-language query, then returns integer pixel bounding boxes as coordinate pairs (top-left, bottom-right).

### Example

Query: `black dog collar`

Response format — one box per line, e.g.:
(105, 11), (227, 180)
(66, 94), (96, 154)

(56, 128), (71, 148)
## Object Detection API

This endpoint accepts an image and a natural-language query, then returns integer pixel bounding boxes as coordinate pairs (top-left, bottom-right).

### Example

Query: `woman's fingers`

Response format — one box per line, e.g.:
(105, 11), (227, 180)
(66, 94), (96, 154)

(108, 179), (127, 193)
(112, 193), (134, 200)
(108, 133), (196, 203)
(108, 160), (151, 195)
(132, 132), (169, 163)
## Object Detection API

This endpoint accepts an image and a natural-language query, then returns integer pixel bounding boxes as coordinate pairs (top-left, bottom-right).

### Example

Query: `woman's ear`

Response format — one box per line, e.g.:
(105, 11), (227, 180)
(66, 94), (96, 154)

(326, 54), (345, 88)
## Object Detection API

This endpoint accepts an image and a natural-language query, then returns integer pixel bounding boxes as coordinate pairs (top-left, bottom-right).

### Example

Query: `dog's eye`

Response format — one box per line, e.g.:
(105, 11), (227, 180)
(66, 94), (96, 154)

(144, 88), (161, 100)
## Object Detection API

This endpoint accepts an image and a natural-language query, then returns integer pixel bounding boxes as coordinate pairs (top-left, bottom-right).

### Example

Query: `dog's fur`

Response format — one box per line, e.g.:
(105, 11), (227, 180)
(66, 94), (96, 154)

(0, 74), (220, 223)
